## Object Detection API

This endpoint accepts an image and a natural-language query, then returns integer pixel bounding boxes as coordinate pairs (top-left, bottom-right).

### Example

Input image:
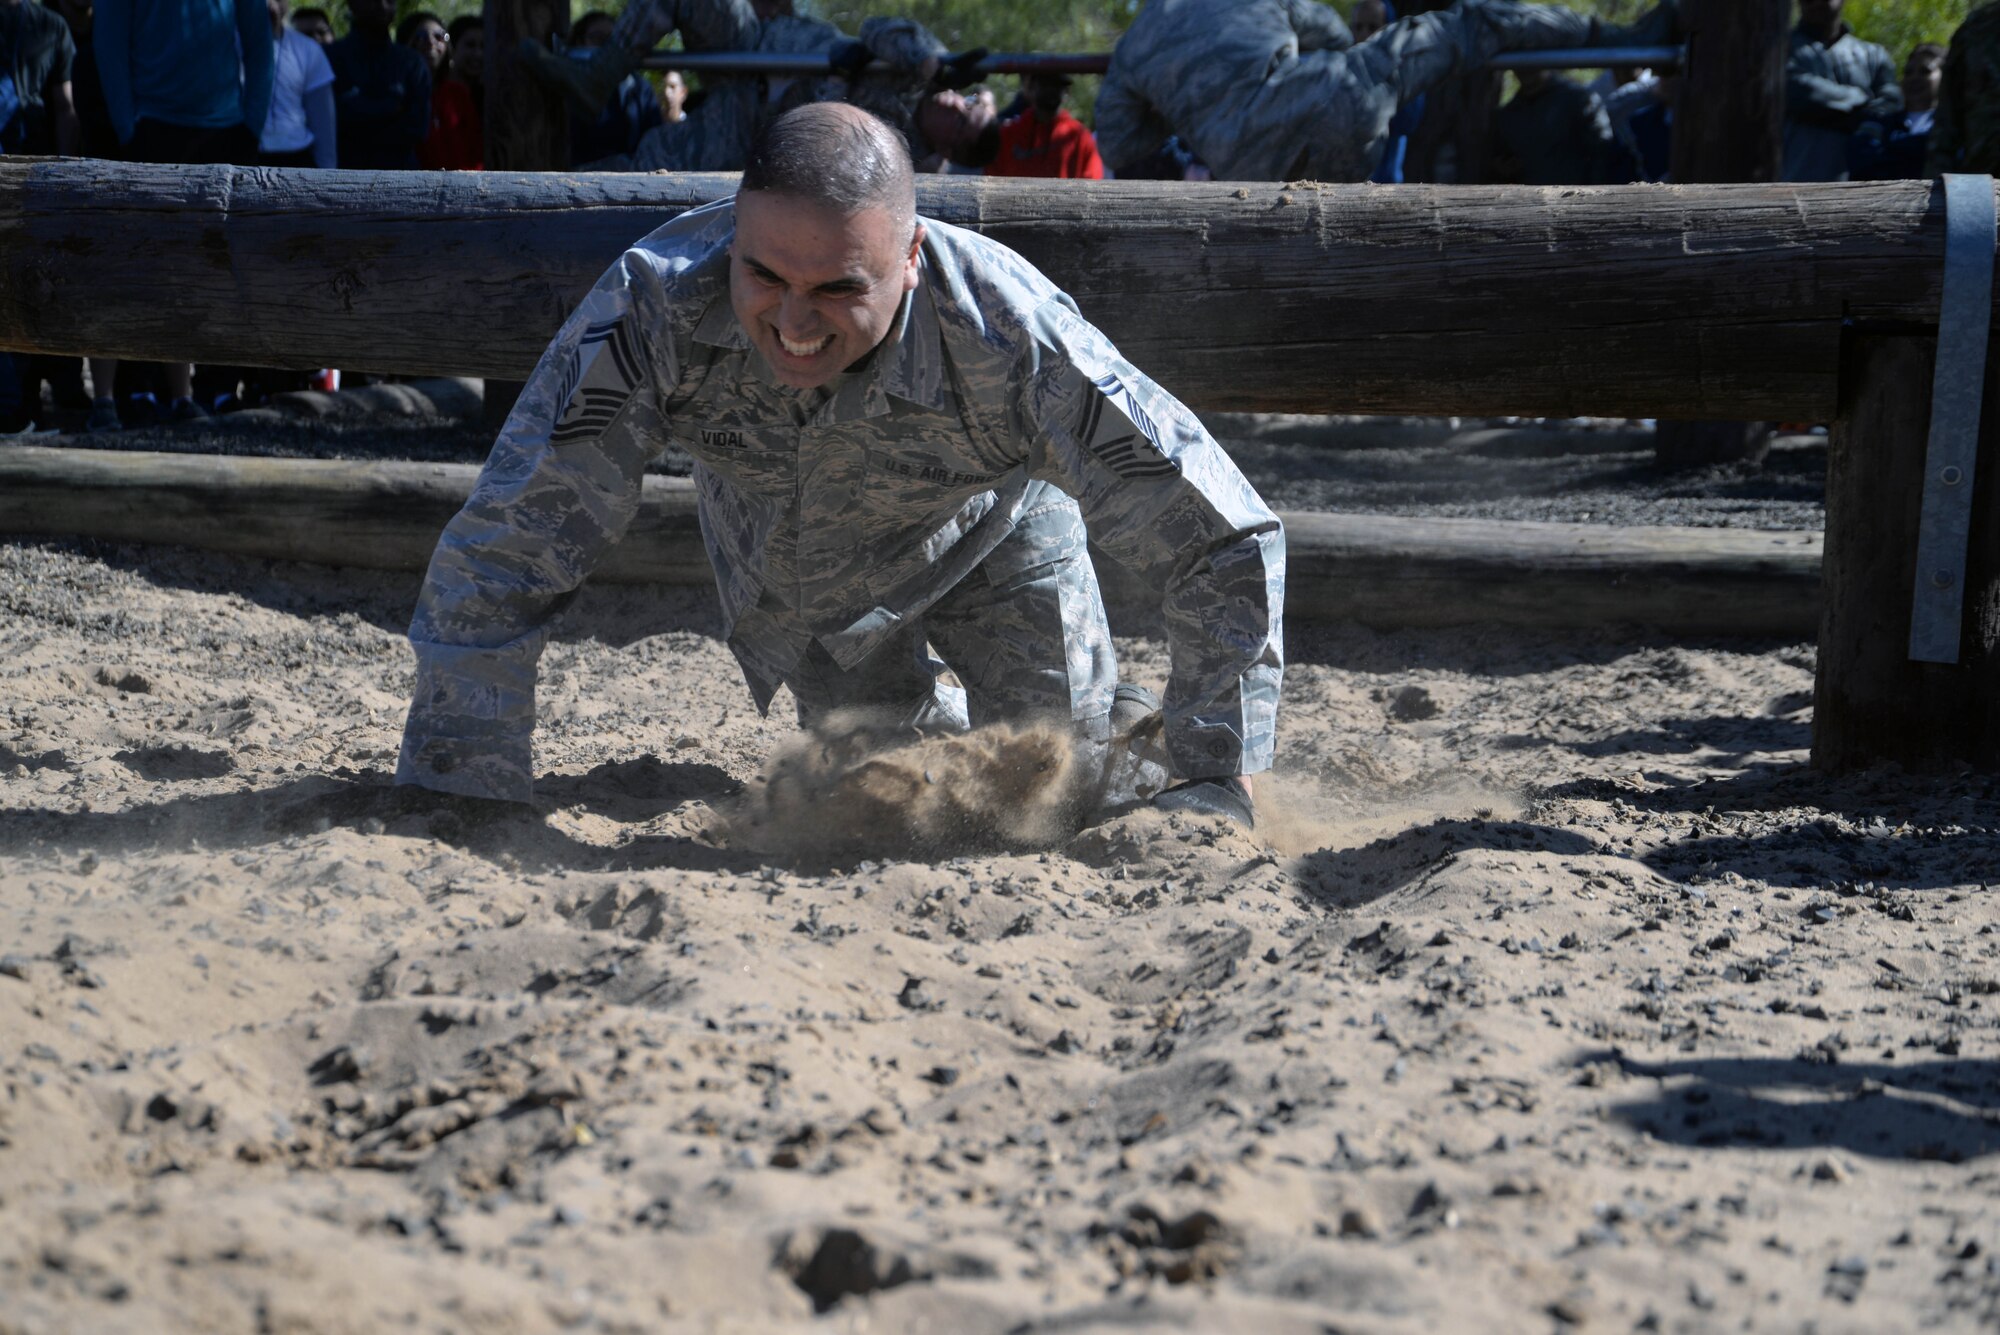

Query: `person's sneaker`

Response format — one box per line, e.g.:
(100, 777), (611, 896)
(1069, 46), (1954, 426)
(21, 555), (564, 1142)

(1153, 777), (1256, 829)
(165, 396), (208, 424)
(84, 396), (122, 432)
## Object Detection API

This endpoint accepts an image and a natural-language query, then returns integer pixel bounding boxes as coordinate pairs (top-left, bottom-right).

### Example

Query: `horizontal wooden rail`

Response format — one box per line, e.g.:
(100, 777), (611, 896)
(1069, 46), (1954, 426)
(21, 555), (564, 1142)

(0, 162), (1976, 420)
(0, 447), (1821, 635)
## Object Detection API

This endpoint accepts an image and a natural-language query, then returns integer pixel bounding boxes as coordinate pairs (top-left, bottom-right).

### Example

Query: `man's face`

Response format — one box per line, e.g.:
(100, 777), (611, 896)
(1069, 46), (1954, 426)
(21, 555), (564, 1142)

(1024, 73), (1069, 118)
(1351, 0), (1388, 42)
(729, 191), (921, 391)
(1800, 0), (1842, 29)
(450, 25), (483, 79)
(662, 69), (687, 118)
(575, 15), (613, 47)
(348, 0), (394, 33)
(1906, 52), (1943, 106)
(292, 11), (333, 43)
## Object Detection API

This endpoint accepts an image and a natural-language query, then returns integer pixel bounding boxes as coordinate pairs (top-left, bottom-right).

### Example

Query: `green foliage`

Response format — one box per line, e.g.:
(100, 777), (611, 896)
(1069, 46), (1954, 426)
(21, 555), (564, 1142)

(1843, 0), (1975, 57)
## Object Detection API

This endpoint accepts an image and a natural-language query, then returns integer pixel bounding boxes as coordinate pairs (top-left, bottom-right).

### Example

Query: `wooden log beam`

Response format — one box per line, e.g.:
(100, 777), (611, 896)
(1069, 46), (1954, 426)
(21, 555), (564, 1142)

(0, 447), (1822, 636)
(0, 161), (1978, 420)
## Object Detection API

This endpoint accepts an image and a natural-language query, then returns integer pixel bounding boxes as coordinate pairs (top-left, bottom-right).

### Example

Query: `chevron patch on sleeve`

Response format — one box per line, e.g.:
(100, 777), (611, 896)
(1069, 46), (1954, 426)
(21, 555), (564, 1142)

(1075, 369), (1181, 481)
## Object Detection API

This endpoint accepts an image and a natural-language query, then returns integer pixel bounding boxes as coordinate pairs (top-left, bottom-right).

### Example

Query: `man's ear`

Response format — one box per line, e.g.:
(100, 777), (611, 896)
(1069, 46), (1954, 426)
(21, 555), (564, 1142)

(903, 223), (925, 292)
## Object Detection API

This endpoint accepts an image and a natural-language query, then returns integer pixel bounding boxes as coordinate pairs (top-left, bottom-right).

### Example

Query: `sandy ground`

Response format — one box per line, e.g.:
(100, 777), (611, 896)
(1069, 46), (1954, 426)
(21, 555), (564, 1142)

(3, 506), (1998, 1333)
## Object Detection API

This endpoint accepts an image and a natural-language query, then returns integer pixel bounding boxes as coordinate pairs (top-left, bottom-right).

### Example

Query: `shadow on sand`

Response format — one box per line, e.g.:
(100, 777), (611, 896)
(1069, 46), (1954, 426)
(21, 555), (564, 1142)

(1584, 1048), (2000, 1162)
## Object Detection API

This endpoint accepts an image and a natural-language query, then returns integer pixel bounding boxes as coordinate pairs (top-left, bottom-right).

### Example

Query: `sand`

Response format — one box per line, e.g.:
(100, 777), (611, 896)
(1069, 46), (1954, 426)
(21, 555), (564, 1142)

(3, 531), (1998, 1334)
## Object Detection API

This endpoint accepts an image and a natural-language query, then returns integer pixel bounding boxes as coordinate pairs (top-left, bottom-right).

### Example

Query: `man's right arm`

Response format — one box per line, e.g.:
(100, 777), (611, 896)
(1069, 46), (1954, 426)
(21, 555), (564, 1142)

(92, 0), (135, 143)
(396, 251), (673, 803)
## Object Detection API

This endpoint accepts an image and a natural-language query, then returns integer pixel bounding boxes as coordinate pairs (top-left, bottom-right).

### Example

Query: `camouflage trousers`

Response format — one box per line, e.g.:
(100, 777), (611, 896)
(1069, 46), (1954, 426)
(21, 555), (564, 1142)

(782, 486), (1119, 741)
(1279, 0), (1599, 181)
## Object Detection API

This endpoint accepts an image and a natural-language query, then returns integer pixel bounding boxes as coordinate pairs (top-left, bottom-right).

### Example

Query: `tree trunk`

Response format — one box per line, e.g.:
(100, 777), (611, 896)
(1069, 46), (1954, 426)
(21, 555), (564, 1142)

(1813, 334), (2000, 770)
(1655, 0), (1790, 468)
(0, 164), (1982, 422)
(484, 0), (569, 172)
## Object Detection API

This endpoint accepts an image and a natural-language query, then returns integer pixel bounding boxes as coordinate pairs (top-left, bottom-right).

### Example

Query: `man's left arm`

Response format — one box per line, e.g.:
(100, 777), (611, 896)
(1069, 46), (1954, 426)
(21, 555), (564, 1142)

(402, 52), (433, 151)
(46, 24), (79, 155)
(1860, 45), (1905, 124)
(236, 0), (274, 138)
(1015, 299), (1283, 782)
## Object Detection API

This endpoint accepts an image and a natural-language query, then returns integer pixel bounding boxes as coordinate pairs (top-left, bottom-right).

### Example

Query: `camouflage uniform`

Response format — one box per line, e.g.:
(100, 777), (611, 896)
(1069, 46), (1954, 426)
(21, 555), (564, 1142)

(397, 199), (1285, 805)
(1930, 1), (2000, 176)
(577, 0), (945, 171)
(1096, 0), (1630, 182)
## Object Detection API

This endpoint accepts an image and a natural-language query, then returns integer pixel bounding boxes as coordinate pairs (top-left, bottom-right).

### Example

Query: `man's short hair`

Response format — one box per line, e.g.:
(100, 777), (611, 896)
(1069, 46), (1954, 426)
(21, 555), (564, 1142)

(292, 6), (331, 26)
(740, 103), (916, 230)
(1909, 42), (1947, 67)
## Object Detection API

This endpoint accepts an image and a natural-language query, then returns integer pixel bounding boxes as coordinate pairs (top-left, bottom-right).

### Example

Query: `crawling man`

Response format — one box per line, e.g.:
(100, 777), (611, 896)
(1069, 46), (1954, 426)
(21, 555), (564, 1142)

(396, 103), (1283, 828)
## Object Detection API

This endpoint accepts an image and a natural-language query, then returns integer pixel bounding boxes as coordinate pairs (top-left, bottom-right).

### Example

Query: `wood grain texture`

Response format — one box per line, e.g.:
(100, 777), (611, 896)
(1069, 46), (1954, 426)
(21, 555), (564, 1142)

(0, 163), (1974, 419)
(0, 446), (1822, 635)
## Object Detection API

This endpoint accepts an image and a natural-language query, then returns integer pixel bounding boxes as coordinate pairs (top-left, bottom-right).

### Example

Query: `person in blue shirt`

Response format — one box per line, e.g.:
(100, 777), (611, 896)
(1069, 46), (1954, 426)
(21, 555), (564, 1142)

(88, 0), (272, 430)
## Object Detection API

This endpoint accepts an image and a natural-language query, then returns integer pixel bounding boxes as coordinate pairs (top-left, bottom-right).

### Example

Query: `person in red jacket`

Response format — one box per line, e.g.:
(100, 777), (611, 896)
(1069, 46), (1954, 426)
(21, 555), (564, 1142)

(986, 70), (1105, 178)
(417, 12), (482, 169)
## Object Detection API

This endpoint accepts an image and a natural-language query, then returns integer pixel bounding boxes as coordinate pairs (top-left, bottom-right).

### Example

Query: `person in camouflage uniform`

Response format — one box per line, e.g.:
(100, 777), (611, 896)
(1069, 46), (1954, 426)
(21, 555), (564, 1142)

(1929, 1), (2000, 176)
(397, 103), (1282, 827)
(527, 0), (985, 171)
(1095, 0), (1680, 183)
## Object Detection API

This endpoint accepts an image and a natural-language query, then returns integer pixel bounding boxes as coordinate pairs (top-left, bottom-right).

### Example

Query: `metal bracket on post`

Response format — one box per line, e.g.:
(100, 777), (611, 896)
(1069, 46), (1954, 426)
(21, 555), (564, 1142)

(1910, 174), (1997, 664)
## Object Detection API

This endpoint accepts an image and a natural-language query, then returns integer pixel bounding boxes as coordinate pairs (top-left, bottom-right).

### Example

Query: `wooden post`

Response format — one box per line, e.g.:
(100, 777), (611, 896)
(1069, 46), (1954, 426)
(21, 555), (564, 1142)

(484, 0), (570, 171)
(1812, 333), (2000, 770)
(482, 0), (573, 427)
(1654, 0), (1790, 469)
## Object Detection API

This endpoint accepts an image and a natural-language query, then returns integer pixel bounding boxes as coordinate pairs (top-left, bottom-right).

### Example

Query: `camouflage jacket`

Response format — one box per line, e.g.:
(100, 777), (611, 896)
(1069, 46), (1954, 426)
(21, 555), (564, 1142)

(1096, 0), (1354, 180)
(397, 200), (1285, 804)
(1931, 1), (2000, 175)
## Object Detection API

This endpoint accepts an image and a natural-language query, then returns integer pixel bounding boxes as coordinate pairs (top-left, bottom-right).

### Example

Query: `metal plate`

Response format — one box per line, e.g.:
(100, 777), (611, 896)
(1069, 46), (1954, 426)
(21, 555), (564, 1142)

(1909, 174), (1996, 664)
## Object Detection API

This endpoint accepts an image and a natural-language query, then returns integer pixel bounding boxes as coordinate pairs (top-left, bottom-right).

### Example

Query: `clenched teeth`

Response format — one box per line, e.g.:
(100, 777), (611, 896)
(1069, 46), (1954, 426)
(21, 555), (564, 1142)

(779, 331), (835, 357)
